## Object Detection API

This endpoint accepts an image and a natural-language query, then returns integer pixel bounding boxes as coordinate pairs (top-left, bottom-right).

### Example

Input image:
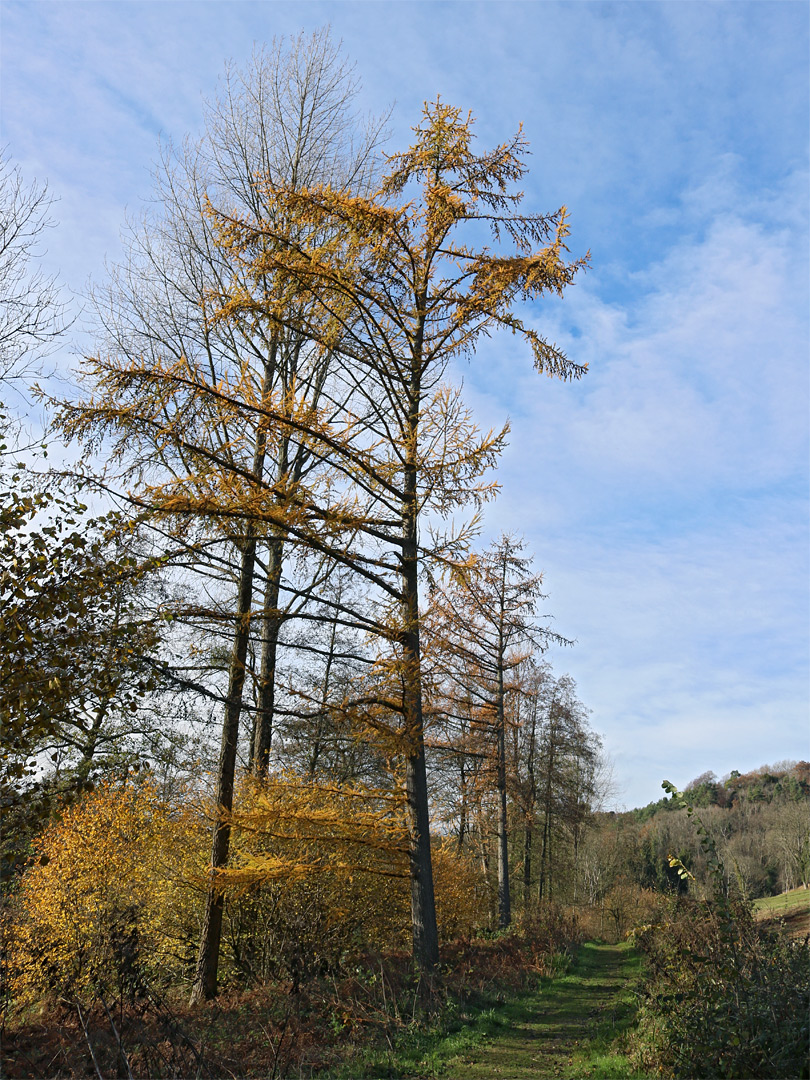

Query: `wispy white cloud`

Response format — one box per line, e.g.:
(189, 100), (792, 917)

(470, 169), (808, 517)
(1, 0), (806, 807)
(465, 167), (808, 806)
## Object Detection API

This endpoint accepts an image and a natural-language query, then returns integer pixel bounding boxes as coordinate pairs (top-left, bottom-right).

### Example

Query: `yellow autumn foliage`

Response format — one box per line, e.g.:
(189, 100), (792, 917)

(218, 774), (411, 984)
(5, 779), (204, 1004)
(432, 840), (490, 939)
(217, 775), (490, 983)
(5, 772), (490, 1004)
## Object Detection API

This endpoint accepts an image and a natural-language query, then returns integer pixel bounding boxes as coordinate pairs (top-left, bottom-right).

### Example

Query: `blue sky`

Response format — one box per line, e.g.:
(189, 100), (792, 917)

(2, 0), (807, 808)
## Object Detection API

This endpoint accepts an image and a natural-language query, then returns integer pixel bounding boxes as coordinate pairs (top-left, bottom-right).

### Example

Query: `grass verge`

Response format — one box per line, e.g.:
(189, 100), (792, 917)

(753, 886), (810, 940)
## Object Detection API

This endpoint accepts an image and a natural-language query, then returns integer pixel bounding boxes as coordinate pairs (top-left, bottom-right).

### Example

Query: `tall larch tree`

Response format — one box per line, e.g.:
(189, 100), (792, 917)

(209, 102), (588, 969)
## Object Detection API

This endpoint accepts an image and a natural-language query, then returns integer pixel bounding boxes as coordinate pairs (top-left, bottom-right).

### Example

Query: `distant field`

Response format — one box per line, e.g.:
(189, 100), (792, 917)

(754, 886), (810, 939)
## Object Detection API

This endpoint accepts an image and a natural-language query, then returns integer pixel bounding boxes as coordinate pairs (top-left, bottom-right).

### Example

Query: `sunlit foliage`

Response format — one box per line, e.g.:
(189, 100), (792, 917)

(5, 779), (202, 1004)
(4, 773), (492, 1007)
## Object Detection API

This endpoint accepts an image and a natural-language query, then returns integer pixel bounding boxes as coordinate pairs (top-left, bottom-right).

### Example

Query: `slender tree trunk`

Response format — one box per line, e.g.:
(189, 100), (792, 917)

(538, 734), (555, 903)
(494, 555), (511, 928)
(190, 537), (258, 1004)
(523, 702), (537, 908)
(496, 663), (511, 928)
(76, 595), (124, 780)
(307, 608), (339, 777)
(402, 541), (439, 971)
(523, 822), (532, 903)
(475, 812), (491, 879)
(251, 534), (283, 776)
(401, 355), (439, 972)
(190, 362), (273, 1005)
(76, 698), (111, 782)
(458, 757), (467, 851)
(538, 784), (552, 904)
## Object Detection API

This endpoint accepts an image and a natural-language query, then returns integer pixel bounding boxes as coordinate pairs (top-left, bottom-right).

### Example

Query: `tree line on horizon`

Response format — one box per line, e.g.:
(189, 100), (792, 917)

(572, 759), (810, 939)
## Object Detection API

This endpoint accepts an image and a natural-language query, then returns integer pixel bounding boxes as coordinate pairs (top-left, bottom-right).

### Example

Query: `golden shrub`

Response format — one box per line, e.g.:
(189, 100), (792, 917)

(5, 771), (493, 1005)
(218, 776), (490, 982)
(218, 774), (412, 984)
(5, 779), (203, 1004)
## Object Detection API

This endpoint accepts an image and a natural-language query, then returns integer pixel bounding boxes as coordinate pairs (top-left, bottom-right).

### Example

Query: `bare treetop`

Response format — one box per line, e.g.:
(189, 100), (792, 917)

(0, 154), (70, 391)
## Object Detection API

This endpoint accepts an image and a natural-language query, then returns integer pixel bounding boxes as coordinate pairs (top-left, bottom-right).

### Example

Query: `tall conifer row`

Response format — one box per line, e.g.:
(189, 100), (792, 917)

(427, 536), (568, 927)
(210, 103), (588, 970)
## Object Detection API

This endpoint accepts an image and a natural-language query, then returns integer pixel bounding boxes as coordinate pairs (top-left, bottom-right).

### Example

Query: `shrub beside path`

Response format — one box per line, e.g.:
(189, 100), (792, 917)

(442, 941), (644, 1079)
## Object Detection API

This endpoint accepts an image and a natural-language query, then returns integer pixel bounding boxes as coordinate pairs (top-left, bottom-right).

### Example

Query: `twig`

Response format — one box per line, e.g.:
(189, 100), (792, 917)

(100, 995), (135, 1080)
(75, 1000), (104, 1080)
(142, 979), (207, 1073)
(4, 1042), (47, 1080)
(269, 1005), (292, 1080)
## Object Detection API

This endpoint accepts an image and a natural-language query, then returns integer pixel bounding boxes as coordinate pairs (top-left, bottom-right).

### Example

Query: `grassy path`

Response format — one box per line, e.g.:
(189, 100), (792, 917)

(439, 942), (644, 1079)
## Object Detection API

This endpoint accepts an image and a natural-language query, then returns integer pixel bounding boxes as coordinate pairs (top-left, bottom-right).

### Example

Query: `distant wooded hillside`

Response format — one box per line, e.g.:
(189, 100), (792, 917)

(634, 760), (810, 821)
(585, 761), (809, 902)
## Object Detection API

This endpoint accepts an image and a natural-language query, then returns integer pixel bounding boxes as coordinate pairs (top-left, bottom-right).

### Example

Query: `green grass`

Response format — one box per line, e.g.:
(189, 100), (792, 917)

(335, 942), (649, 1078)
(753, 886), (810, 918)
(566, 945), (646, 1079)
(332, 997), (512, 1078)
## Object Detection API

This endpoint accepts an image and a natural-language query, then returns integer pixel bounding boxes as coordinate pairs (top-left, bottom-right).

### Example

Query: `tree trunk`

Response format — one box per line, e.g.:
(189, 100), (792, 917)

(523, 699), (537, 908)
(190, 362), (273, 1005)
(538, 732), (556, 903)
(523, 822), (532, 903)
(538, 787), (553, 904)
(402, 544), (439, 971)
(307, 607), (339, 777)
(401, 356), (439, 972)
(495, 667), (511, 928)
(251, 534), (283, 776)
(458, 757), (467, 851)
(190, 537), (257, 1004)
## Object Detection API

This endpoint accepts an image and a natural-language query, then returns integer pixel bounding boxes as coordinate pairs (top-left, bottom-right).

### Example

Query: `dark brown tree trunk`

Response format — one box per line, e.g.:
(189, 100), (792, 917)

(523, 697), (537, 907)
(190, 537), (257, 1004)
(405, 736), (439, 970)
(538, 725), (556, 903)
(402, 539), (439, 971)
(251, 534), (283, 776)
(458, 757), (467, 851)
(523, 823), (532, 902)
(401, 357), (439, 973)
